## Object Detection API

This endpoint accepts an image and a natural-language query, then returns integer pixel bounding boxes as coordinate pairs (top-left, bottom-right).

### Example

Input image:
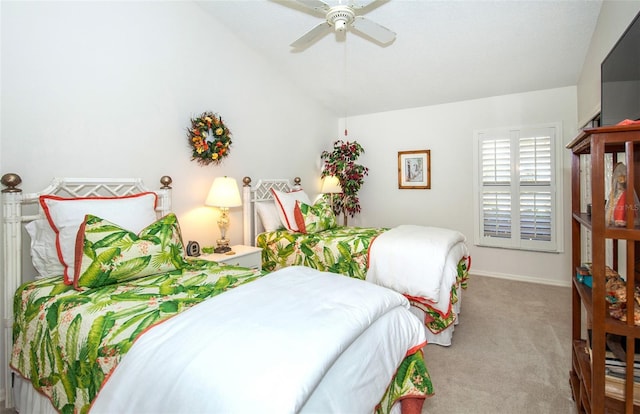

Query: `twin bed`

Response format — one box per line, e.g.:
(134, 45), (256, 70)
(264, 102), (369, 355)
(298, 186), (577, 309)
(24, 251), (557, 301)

(241, 177), (470, 347)
(2, 174), (431, 413)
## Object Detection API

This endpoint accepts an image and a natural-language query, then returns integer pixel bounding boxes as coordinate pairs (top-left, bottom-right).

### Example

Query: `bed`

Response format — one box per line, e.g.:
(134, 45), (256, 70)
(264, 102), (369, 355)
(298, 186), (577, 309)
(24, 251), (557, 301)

(241, 176), (470, 347)
(1, 173), (432, 414)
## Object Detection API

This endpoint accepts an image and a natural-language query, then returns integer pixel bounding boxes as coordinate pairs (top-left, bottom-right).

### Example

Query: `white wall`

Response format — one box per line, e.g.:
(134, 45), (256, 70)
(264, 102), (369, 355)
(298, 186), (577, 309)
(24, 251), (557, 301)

(0, 0), (335, 402)
(340, 86), (578, 287)
(577, 0), (640, 126)
(1, 0), (334, 249)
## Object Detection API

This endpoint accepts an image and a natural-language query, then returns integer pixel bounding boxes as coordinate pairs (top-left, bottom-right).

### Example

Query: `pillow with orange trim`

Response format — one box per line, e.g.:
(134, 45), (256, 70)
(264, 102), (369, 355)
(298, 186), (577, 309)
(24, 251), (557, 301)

(74, 213), (185, 289)
(40, 193), (158, 284)
(271, 188), (311, 232)
(294, 198), (337, 234)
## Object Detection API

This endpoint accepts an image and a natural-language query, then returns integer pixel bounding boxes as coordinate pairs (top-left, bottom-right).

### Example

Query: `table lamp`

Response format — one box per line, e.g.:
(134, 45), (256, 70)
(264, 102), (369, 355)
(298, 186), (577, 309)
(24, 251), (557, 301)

(321, 175), (342, 214)
(205, 176), (242, 253)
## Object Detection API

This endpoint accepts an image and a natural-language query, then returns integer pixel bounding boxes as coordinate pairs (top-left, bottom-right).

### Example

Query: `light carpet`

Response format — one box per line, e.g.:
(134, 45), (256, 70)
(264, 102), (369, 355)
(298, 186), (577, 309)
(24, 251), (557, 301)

(422, 274), (578, 414)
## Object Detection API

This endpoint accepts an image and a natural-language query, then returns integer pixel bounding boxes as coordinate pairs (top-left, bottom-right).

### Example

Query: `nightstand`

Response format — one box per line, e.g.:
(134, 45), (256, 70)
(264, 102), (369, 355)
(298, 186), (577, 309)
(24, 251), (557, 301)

(199, 245), (262, 270)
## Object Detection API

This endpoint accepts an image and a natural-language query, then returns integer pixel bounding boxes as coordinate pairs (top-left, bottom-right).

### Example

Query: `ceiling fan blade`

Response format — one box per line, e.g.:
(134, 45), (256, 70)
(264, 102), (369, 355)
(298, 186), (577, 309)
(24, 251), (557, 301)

(293, 0), (331, 13)
(351, 16), (396, 45)
(290, 21), (333, 48)
(349, 0), (377, 10)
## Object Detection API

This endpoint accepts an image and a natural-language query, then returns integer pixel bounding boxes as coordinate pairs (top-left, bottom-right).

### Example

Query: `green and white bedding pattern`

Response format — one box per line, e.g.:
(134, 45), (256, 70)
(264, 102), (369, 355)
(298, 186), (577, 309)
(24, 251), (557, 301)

(259, 226), (387, 278)
(11, 260), (432, 413)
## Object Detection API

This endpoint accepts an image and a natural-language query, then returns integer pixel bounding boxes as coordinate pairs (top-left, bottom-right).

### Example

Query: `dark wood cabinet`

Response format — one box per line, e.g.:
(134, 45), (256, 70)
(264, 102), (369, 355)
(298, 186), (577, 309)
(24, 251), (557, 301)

(568, 124), (640, 413)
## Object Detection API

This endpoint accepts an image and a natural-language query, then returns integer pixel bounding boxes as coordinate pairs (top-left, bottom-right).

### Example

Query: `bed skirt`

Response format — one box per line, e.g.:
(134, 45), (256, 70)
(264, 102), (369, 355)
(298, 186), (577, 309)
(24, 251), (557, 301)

(13, 372), (56, 414)
(409, 288), (463, 346)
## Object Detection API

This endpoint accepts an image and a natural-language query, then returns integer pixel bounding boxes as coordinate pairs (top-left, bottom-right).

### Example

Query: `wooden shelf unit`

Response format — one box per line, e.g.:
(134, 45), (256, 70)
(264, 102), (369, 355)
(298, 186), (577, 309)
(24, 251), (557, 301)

(568, 124), (640, 414)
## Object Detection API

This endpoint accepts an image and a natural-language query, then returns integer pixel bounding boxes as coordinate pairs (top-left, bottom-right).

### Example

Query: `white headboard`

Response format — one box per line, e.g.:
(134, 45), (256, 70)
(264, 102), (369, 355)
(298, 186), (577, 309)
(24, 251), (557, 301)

(1, 173), (172, 409)
(242, 176), (301, 246)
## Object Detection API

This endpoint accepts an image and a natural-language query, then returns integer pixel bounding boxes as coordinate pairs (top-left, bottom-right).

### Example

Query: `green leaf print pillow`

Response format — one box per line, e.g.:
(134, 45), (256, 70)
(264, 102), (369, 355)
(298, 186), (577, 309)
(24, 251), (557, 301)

(74, 213), (186, 289)
(294, 198), (337, 234)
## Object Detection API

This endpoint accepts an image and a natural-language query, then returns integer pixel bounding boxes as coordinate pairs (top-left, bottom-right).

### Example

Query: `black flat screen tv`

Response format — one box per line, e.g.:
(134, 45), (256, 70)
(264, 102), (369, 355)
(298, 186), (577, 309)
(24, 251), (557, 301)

(601, 11), (640, 126)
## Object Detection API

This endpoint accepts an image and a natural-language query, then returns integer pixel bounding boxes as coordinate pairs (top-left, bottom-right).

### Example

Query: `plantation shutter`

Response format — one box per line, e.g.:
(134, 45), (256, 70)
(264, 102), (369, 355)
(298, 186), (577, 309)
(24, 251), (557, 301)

(475, 125), (559, 252)
(481, 138), (512, 239)
(519, 135), (552, 242)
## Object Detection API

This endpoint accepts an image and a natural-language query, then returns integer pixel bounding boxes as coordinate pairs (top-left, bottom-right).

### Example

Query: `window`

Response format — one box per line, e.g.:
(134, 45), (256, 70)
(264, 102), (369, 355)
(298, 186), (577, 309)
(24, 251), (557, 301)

(473, 124), (562, 252)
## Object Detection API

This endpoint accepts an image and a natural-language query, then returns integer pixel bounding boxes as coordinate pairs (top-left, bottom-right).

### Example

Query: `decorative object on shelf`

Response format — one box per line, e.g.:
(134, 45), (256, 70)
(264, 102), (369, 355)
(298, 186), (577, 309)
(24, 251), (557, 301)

(320, 140), (368, 226)
(605, 162), (640, 226)
(186, 241), (201, 257)
(205, 176), (242, 253)
(398, 150), (431, 189)
(187, 111), (232, 166)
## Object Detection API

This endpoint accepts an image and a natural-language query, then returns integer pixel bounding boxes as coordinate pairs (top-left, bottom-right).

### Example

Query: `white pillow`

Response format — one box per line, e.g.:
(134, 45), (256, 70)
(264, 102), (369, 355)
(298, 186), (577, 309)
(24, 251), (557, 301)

(271, 188), (311, 232)
(24, 219), (64, 279)
(255, 202), (284, 232)
(40, 193), (158, 284)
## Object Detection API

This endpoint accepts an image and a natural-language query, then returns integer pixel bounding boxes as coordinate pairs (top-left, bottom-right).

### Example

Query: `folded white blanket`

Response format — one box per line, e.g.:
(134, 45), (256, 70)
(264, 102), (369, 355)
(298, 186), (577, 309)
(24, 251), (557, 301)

(92, 266), (424, 414)
(367, 225), (467, 312)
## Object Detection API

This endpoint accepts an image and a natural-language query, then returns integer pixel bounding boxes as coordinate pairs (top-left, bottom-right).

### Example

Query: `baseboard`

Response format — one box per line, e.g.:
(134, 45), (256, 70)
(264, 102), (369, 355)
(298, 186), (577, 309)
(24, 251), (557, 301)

(470, 270), (571, 288)
(0, 387), (5, 408)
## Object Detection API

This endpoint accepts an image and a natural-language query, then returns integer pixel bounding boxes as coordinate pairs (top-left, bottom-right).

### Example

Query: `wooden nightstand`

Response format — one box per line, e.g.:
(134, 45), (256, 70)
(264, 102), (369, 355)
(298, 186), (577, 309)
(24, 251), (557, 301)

(199, 245), (262, 270)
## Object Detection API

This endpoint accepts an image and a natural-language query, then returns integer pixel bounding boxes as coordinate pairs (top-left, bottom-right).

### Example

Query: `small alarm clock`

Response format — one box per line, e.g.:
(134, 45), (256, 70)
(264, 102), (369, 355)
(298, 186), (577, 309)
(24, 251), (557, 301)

(186, 241), (201, 257)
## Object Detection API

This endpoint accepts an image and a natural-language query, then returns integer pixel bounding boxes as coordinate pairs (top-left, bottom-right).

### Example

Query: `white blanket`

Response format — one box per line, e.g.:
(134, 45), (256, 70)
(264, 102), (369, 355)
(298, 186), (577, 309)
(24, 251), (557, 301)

(91, 266), (426, 414)
(367, 225), (467, 313)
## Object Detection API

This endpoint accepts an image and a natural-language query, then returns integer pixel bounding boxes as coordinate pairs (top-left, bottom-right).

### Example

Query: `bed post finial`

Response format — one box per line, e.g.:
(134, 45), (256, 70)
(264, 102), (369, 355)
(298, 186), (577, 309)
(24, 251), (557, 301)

(293, 177), (301, 190)
(1, 173), (22, 193)
(242, 177), (252, 246)
(160, 175), (172, 189)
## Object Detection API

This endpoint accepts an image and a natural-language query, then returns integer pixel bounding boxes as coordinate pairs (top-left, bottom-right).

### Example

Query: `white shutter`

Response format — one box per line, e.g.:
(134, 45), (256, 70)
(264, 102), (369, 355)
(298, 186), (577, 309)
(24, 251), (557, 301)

(480, 136), (513, 240)
(520, 136), (551, 184)
(520, 190), (552, 241)
(482, 138), (511, 184)
(519, 133), (553, 243)
(474, 124), (560, 252)
(482, 191), (511, 238)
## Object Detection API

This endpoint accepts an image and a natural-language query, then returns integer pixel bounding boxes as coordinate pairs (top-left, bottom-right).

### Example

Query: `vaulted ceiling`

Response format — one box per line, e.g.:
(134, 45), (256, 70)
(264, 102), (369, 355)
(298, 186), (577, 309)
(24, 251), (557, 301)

(198, 0), (603, 116)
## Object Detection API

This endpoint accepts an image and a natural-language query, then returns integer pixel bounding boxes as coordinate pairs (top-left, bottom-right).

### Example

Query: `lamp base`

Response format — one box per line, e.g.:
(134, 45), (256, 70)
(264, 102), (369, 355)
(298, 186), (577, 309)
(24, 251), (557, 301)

(214, 245), (232, 254)
(214, 238), (231, 254)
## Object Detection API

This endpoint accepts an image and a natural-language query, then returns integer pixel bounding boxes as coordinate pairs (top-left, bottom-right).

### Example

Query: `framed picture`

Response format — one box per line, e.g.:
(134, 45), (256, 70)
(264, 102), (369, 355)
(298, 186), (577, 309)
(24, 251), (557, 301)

(398, 150), (430, 189)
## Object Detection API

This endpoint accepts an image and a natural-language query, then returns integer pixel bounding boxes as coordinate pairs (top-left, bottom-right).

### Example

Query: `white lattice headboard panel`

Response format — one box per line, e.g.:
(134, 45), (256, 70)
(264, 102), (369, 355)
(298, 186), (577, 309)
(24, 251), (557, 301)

(1, 173), (172, 409)
(242, 176), (301, 246)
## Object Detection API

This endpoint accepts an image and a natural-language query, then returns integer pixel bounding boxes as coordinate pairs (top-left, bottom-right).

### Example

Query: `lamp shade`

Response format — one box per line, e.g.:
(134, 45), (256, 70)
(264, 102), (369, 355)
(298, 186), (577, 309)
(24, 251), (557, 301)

(205, 176), (242, 207)
(321, 175), (342, 194)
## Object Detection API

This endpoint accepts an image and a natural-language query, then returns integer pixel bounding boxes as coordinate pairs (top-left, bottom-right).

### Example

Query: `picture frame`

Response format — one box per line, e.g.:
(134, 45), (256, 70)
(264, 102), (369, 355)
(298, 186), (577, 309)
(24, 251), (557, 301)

(398, 150), (430, 189)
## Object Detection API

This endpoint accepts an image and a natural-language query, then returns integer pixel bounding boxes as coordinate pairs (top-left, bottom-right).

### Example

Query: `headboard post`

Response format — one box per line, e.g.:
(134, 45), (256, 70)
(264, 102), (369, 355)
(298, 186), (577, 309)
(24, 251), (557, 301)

(2, 173), (23, 409)
(158, 176), (173, 217)
(241, 176), (302, 247)
(242, 177), (252, 246)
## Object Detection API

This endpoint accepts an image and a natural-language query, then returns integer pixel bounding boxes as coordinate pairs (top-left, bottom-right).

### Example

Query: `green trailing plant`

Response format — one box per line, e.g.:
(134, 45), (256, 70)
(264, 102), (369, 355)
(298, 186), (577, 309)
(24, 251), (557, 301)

(320, 140), (369, 225)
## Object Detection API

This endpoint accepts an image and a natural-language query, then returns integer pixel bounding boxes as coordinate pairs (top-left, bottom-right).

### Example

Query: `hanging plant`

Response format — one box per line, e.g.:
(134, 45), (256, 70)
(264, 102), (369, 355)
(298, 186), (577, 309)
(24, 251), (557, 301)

(320, 140), (369, 224)
(187, 111), (232, 166)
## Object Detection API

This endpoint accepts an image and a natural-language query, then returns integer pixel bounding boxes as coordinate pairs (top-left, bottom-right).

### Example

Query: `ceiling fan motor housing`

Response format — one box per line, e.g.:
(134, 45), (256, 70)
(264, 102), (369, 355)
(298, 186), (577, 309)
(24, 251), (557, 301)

(326, 6), (355, 32)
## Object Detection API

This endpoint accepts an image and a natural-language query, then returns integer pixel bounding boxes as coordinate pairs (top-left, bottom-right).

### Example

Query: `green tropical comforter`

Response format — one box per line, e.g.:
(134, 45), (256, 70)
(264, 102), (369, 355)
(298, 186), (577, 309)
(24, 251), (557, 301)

(259, 226), (387, 278)
(257, 226), (470, 333)
(11, 260), (432, 413)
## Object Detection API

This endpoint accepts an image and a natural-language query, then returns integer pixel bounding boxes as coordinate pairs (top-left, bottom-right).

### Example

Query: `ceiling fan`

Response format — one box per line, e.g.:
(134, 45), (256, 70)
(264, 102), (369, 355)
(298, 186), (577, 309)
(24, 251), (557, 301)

(288, 0), (396, 49)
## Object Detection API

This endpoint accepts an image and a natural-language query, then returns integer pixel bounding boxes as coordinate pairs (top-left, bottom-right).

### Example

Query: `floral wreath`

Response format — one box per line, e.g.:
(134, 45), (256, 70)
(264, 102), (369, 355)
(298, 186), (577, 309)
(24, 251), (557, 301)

(187, 111), (232, 165)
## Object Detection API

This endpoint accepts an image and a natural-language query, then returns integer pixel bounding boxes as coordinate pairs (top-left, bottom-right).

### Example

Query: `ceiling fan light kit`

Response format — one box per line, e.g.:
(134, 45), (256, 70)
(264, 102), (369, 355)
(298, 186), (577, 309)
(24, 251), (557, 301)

(288, 0), (396, 49)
